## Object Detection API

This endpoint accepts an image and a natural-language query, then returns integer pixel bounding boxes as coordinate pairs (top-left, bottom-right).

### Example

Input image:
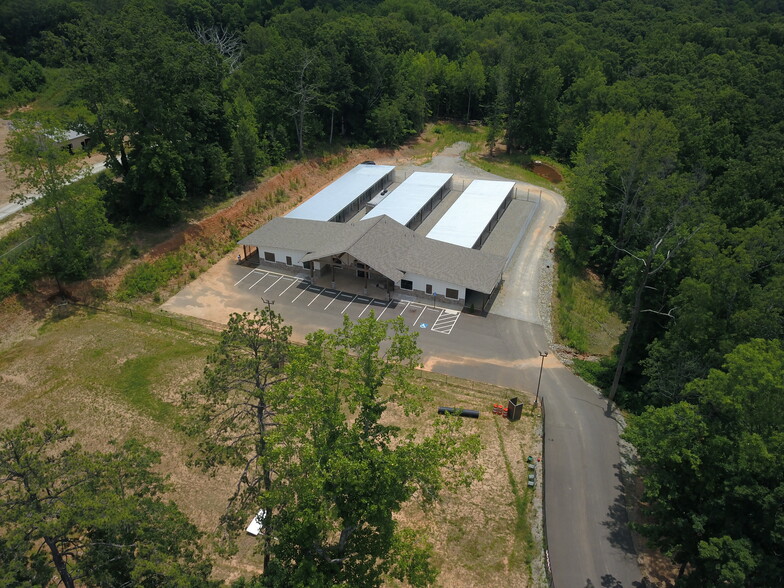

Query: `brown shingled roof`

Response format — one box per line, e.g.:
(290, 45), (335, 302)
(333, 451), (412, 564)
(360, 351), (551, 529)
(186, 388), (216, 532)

(240, 215), (505, 294)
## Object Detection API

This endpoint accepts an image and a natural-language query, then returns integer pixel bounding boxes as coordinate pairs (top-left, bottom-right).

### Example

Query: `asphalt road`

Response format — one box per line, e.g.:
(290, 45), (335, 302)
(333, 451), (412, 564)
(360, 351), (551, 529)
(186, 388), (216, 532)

(162, 149), (644, 587)
(0, 161), (106, 222)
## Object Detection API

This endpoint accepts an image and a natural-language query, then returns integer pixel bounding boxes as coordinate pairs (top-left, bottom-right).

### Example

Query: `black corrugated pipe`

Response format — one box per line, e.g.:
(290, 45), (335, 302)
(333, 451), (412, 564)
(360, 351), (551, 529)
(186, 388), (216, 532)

(438, 407), (480, 419)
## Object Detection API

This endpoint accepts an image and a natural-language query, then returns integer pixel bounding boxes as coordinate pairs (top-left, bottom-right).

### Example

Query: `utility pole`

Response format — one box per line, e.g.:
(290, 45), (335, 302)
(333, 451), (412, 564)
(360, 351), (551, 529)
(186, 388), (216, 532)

(534, 351), (548, 407)
(260, 296), (274, 312)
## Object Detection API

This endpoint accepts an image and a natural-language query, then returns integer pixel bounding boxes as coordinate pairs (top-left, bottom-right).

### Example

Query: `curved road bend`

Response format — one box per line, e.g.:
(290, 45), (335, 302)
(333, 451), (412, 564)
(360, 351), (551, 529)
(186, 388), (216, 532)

(415, 157), (643, 586)
(497, 187), (642, 585)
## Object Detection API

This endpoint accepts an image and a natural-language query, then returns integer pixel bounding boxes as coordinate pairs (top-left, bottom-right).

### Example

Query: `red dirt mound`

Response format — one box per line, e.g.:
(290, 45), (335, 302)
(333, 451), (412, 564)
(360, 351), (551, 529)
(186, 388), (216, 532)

(529, 161), (563, 184)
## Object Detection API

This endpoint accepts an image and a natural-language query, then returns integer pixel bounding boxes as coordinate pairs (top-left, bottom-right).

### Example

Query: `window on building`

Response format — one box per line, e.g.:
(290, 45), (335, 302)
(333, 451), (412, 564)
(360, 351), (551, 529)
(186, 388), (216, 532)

(264, 251), (275, 262)
(400, 279), (413, 290)
(445, 288), (459, 299)
(303, 261), (312, 270)
(286, 256), (292, 265)
(426, 284), (433, 294)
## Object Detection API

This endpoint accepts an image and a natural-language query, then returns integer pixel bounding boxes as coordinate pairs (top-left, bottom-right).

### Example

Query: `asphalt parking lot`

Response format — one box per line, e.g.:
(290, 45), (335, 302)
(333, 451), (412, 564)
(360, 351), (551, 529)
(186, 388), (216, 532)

(235, 267), (461, 336)
(162, 254), (547, 391)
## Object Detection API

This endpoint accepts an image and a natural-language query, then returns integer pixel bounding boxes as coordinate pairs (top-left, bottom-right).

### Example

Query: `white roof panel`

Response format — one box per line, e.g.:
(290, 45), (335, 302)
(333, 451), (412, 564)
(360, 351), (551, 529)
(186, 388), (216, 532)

(363, 172), (452, 225)
(426, 180), (515, 248)
(286, 164), (395, 221)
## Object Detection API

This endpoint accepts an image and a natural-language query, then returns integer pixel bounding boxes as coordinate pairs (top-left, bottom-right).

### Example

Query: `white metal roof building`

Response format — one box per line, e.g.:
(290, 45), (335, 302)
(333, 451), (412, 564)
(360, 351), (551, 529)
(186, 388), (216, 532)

(363, 172), (453, 230)
(240, 171), (520, 308)
(426, 179), (515, 249)
(285, 163), (395, 223)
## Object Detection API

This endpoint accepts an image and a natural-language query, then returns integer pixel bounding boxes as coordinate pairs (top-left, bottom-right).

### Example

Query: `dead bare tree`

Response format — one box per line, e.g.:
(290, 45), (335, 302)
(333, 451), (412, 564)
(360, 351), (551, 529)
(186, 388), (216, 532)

(192, 23), (242, 72)
(605, 221), (699, 414)
(288, 52), (322, 158)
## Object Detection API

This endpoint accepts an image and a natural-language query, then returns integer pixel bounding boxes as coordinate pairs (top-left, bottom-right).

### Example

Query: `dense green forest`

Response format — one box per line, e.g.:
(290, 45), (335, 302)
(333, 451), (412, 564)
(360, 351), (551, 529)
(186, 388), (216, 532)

(1, 0), (783, 585)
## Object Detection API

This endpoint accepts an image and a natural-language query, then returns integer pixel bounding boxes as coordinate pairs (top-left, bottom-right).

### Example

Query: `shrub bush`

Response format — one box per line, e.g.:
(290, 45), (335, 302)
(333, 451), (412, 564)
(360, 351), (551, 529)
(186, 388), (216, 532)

(116, 253), (184, 301)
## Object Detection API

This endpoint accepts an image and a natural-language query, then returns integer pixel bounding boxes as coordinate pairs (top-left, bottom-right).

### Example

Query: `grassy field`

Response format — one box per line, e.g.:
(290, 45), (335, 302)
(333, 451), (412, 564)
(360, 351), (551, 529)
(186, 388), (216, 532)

(469, 152), (564, 192)
(0, 307), (543, 586)
(553, 256), (625, 356)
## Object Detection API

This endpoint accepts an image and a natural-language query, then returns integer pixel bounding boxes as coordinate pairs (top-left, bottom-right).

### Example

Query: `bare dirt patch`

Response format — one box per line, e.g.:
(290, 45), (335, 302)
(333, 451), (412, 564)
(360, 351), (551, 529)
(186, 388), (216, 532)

(528, 161), (563, 184)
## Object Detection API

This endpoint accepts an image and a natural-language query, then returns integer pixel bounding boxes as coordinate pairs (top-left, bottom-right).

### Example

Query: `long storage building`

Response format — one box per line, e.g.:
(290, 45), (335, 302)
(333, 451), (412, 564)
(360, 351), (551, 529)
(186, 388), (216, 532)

(426, 179), (514, 249)
(286, 163), (395, 222)
(362, 172), (452, 230)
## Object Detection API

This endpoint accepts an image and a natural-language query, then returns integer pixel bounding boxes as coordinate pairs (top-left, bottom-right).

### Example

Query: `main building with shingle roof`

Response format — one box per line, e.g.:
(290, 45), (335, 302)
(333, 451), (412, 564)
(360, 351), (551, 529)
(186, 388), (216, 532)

(239, 165), (513, 305)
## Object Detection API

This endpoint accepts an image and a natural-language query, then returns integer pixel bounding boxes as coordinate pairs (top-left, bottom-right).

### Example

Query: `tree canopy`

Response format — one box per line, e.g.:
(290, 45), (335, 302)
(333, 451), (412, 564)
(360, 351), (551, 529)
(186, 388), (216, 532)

(0, 420), (214, 587)
(3, 1), (784, 581)
(2, 114), (114, 292)
(624, 339), (784, 586)
(186, 311), (482, 586)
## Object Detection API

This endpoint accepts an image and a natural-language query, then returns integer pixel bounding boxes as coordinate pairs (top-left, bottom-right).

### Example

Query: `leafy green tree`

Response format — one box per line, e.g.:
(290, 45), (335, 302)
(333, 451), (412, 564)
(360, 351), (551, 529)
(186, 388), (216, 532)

(229, 90), (266, 186)
(188, 313), (481, 586)
(553, 66), (607, 158)
(569, 110), (681, 268)
(288, 48), (326, 158)
(459, 50), (485, 121)
(4, 115), (114, 288)
(184, 308), (291, 570)
(0, 532), (51, 587)
(311, 14), (386, 142)
(0, 420), (214, 588)
(625, 339), (784, 586)
(642, 214), (784, 405)
(73, 1), (232, 224)
(504, 59), (562, 154)
(263, 315), (482, 586)
(367, 96), (413, 146)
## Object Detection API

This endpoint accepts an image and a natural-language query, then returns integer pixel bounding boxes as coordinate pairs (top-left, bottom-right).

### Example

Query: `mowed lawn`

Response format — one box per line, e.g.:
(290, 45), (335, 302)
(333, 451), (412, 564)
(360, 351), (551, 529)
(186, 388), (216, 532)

(0, 308), (543, 586)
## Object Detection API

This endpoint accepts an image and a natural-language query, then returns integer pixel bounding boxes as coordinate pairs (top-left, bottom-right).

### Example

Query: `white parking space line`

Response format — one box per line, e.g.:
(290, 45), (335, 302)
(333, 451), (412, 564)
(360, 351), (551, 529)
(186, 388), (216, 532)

(397, 301), (412, 315)
(248, 272), (269, 290)
(264, 275), (285, 292)
(357, 298), (374, 318)
(279, 278), (303, 297)
(234, 269), (258, 286)
(307, 287), (325, 306)
(341, 295), (358, 314)
(413, 305), (428, 326)
(376, 300), (394, 320)
(323, 291), (341, 310)
(292, 285), (310, 302)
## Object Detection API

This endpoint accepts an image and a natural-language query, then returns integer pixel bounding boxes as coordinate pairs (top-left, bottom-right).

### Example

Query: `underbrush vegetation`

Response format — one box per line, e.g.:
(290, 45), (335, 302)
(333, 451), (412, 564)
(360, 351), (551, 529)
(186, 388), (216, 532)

(413, 122), (484, 161)
(116, 253), (185, 302)
(554, 237), (625, 356)
(572, 357), (615, 389)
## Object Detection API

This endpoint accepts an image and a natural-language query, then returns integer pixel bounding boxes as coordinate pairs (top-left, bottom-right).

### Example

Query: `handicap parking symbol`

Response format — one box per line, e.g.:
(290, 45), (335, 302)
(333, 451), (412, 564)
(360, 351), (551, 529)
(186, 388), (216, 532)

(419, 323), (429, 329)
